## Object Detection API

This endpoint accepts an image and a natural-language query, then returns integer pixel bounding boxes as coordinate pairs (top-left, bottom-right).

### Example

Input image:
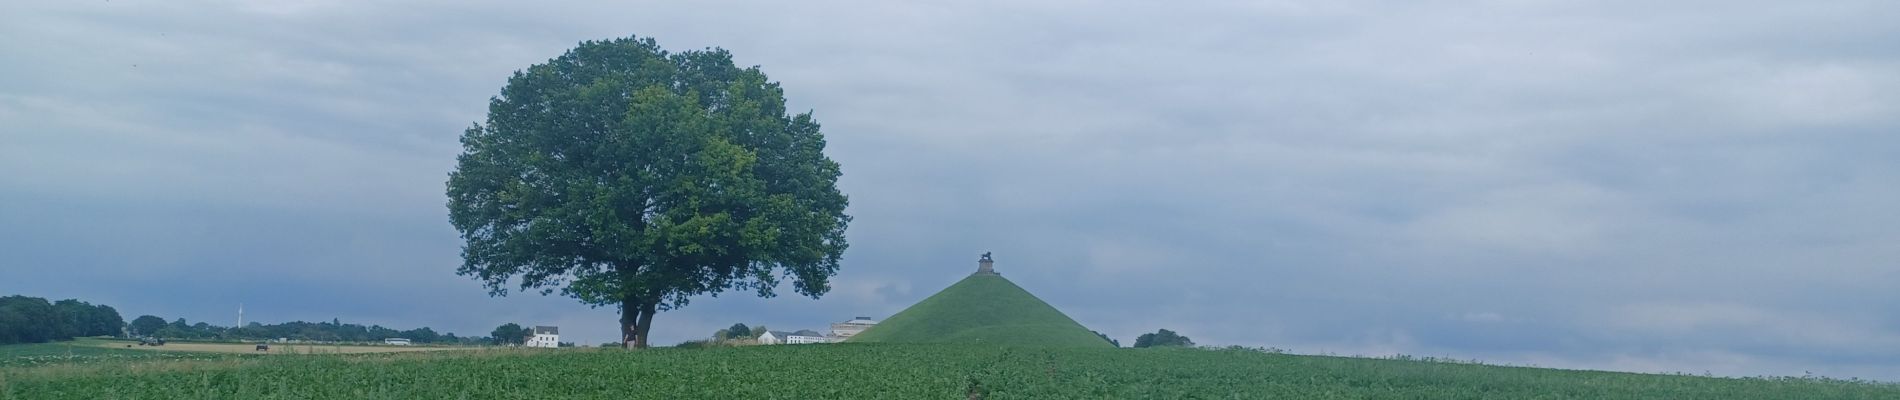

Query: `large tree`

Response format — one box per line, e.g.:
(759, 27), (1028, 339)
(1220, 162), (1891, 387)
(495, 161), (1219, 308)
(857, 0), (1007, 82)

(448, 36), (850, 348)
(490, 323), (525, 345)
(129, 315), (166, 337)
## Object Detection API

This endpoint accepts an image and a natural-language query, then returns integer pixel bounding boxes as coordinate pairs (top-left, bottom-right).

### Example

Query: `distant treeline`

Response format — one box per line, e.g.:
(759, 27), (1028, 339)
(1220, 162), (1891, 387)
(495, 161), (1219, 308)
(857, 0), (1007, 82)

(0, 295), (125, 345)
(2, 294), (492, 346)
(128, 316), (489, 345)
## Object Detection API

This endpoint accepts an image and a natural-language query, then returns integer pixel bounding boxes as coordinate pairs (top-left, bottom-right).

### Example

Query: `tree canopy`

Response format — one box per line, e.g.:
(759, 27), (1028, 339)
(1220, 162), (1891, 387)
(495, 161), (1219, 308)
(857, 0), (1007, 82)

(491, 323), (526, 345)
(447, 36), (850, 348)
(1133, 329), (1195, 348)
(129, 315), (166, 337)
(0, 295), (124, 344)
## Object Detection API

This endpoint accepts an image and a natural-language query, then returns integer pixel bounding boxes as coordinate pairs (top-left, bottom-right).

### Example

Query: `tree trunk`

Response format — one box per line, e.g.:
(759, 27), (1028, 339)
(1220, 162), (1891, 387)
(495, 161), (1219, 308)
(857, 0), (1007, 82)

(633, 301), (657, 348)
(620, 296), (646, 349)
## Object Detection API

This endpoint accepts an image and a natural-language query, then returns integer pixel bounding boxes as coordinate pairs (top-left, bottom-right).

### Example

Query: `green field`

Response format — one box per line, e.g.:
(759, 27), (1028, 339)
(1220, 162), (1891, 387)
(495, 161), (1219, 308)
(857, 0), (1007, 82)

(0, 339), (244, 369)
(849, 274), (1112, 347)
(4, 343), (1895, 399)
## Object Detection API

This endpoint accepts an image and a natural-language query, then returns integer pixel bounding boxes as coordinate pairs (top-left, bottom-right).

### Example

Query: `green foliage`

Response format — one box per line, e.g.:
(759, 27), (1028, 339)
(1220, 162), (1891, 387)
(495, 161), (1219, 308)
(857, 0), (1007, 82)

(491, 323), (525, 345)
(5, 344), (1896, 399)
(52, 299), (122, 338)
(0, 295), (59, 344)
(446, 35), (850, 347)
(725, 323), (751, 340)
(1132, 329), (1194, 348)
(849, 275), (1111, 348)
(128, 315), (165, 337)
(120, 313), (474, 344)
(0, 295), (123, 345)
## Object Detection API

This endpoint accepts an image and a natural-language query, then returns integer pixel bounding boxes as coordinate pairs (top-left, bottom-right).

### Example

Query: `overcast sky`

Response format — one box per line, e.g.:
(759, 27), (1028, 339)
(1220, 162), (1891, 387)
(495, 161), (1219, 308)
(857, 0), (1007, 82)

(4, 0), (1898, 380)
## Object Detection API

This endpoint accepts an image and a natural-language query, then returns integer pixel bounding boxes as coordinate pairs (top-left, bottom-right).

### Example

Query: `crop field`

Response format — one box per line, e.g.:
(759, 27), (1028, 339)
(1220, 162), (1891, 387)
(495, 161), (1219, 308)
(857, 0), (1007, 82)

(0, 340), (239, 369)
(79, 339), (471, 355)
(4, 343), (1896, 399)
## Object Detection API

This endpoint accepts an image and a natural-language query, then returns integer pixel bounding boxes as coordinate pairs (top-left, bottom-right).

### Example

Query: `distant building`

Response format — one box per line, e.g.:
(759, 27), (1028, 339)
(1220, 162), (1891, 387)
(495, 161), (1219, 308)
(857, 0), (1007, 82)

(829, 316), (878, 340)
(758, 330), (829, 345)
(384, 338), (412, 346)
(526, 326), (559, 348)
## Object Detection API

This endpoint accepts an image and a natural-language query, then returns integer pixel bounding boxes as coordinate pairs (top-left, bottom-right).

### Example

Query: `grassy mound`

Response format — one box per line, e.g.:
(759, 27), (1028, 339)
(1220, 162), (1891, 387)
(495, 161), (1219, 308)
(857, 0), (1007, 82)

(849, 274), (1112, 347)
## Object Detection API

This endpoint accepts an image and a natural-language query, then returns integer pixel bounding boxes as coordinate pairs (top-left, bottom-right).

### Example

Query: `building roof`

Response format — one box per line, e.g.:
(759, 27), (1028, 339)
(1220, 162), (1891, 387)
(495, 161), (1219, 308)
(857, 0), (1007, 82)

(763, 330), (825, 338)
(533, 326), (559, 335)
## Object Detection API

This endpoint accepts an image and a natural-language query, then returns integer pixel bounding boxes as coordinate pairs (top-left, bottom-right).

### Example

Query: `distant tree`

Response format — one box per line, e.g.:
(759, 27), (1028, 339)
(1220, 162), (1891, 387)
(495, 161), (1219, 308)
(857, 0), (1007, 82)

(50, 300), (87, 339)
(0, 302), (27, 344)
(92, 304), (124, 336)
(1133, 329), (1194, 348)
(491, 323), (526, 345)
(1093, 330), (1120, 347)
(0, 296), (58, 344)
(130, 315), (166, 336)
(401, 327), (440, 343)
(726, 323), (752, 340)
(446, 36), (851, 349)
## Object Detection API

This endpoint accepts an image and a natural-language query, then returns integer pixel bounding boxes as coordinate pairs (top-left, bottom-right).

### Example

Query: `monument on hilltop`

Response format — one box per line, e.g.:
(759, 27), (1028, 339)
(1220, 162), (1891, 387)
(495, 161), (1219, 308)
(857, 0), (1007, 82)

(847, 253), (1110, 347)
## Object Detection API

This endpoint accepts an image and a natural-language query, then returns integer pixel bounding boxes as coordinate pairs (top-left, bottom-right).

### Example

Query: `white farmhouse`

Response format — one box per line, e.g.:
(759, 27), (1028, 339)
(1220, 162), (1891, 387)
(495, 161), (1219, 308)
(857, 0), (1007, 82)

(525, 326), (559, 348)
(758, 330), (829, 345)
(383, 338), (412, 346)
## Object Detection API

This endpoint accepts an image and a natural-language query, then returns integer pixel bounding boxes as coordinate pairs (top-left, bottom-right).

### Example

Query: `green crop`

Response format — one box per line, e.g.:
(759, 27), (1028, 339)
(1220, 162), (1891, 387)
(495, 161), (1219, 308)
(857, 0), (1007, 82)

(3, 343), (1894, 399)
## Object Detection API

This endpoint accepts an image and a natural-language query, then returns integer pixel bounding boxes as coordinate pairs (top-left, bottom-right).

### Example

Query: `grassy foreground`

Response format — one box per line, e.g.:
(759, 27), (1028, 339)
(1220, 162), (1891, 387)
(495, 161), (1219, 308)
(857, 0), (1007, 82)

(5, 343), (1896, 399)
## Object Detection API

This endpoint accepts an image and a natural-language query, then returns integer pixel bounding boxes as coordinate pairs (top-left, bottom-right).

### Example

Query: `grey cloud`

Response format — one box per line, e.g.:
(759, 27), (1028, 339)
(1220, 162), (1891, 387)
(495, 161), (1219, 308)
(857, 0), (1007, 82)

(3, 0), (1897, 380)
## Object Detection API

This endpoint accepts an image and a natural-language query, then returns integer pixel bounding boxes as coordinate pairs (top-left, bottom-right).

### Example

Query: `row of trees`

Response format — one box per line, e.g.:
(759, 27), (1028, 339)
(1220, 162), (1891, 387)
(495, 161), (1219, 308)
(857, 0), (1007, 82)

(128, 315), (486, 344)
(713, 323), (768, 341)
(0, 295), (125, 345)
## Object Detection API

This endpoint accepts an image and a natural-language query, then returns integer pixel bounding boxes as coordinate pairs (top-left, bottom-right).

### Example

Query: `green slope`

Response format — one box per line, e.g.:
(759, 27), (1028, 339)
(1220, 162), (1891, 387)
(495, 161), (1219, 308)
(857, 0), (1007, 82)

(849, 274), (1112, 347)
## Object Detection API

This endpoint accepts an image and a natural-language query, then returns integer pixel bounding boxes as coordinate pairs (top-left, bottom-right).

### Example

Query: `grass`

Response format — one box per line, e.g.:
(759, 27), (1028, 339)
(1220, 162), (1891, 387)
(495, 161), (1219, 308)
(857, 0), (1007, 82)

(848, 274), (1112, 347)
(3, 343), (1895, 399)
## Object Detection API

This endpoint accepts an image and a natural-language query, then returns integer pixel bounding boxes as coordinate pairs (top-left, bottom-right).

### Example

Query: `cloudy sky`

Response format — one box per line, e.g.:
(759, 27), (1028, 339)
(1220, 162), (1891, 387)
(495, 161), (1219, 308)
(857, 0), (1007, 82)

(4, 0), (1898, 380)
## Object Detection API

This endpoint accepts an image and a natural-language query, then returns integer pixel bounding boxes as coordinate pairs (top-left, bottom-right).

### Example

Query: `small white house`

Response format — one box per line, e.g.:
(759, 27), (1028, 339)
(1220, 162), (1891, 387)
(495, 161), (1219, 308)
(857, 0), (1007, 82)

(383, 338), (412, 346)
(525, 326), (559, 348)
(758, 330), (829, 345)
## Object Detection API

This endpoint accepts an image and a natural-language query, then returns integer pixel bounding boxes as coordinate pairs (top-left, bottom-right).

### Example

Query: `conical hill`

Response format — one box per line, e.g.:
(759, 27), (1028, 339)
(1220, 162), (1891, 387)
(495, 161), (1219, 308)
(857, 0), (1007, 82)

(849, 272), (1111, 347)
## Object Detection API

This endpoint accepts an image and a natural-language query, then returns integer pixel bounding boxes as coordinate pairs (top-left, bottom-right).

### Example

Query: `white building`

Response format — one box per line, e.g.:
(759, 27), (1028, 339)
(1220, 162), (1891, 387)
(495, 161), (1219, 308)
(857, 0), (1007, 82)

(829, 316), (878, 340)
(525, 326), (559, 348)
(758, 330), (829, 345)
(383, 338), (412, 346)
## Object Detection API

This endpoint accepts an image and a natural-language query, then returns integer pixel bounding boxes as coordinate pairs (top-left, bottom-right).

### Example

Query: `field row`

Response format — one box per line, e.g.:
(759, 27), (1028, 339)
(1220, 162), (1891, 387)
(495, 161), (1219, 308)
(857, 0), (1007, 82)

(5, 344), (1897, 399)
